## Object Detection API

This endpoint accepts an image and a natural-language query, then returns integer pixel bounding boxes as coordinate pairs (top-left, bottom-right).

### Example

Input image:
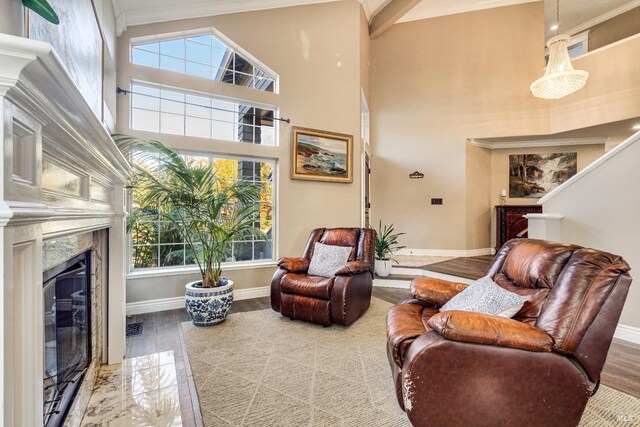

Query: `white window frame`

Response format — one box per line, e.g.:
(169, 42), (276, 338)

(129, 27), (279, 94)
(127, 151), (278, 276)
(129, 80), (279, 146)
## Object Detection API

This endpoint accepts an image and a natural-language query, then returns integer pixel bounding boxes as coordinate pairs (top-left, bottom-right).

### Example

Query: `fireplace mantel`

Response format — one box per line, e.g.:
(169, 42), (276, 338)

(0, 34), (132, 426)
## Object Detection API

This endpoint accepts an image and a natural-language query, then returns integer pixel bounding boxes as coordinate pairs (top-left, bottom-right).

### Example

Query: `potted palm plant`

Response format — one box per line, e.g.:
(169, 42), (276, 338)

(375, 221), (405, 277)
(115, 135), (266, 326)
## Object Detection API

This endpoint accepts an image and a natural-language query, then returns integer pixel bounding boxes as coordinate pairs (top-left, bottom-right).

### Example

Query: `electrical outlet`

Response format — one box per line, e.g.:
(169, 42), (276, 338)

(431, 198), (443, 205)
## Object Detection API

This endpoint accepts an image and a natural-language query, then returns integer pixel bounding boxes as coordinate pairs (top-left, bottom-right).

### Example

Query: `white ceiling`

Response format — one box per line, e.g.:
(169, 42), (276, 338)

(397, 0), (538, 23)
(112, 0), (640, 37)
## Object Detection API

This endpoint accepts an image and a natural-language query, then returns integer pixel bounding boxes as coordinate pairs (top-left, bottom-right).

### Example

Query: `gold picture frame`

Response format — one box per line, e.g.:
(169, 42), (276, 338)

(291, 127), (353, 183)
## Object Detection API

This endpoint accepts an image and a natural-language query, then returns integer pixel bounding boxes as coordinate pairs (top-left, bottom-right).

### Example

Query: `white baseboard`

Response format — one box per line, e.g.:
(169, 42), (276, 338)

(614, 324), (640, 345)
(126, 296), (185, 316)
(126, 285), (271, 315)
(395, 248), (494, 257)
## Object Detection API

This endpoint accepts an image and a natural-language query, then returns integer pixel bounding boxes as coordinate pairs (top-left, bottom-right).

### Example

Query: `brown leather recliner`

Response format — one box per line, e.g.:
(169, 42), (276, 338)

(271, 227), (376, 326)
(386, 238), (632, 427)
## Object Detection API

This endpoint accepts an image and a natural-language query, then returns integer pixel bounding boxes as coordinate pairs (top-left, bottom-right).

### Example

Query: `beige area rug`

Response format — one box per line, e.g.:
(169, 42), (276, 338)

(182, 299), (640, 426)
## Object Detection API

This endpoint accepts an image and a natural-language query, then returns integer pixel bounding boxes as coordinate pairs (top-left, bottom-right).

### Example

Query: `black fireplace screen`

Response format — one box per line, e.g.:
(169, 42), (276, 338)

(43, 251), (91, 427)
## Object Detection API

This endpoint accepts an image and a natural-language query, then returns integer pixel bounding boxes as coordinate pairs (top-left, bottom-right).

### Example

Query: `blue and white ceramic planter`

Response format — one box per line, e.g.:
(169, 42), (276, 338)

(185, 280), (234, 327)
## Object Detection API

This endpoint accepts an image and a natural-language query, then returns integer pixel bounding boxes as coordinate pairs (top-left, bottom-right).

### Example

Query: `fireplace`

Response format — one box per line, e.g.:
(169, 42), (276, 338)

(43, 251), (91, 427)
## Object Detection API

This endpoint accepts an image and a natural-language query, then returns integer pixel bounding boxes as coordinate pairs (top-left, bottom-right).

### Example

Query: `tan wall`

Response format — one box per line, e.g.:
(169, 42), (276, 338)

(488, 143), (605, 249)
(370, 2), (548, 250)
(119, 0), (366, 302)
(0, 0), (24, 36)
(360, 6), (371, 102)
(465, 143), (492, 249)
(588, 6), (640, 51)
(550, 34), (640, 134)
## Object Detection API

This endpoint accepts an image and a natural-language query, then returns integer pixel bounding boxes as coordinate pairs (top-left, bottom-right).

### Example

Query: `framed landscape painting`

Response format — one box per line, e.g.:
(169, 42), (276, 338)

(292, 127), (353, 183)
(509, 152), (577, 197)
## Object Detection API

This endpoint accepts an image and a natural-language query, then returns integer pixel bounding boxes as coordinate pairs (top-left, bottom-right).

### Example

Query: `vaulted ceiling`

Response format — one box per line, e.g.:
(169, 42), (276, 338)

(112, 0), (640, 39)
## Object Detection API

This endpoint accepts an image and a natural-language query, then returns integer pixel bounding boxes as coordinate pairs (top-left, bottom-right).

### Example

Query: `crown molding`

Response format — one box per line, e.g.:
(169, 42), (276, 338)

(397, 0), (538, 24)
(469, 136), (609, 150)
(563, 0), (640, 38)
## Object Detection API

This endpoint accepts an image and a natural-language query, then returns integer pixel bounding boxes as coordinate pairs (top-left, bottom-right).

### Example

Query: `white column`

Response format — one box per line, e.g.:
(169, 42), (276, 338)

(0, 203), (12, 427)
(108, 184), (127, 364)
(525, 213), (564, 242)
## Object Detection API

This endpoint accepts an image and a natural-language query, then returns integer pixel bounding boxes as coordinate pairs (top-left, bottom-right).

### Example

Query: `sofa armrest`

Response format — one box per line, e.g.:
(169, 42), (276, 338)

(427, 311), (553, 352)
(335, 261), (373, 276)
(277, 257), (310, 274)
(410, 277), (468, 307)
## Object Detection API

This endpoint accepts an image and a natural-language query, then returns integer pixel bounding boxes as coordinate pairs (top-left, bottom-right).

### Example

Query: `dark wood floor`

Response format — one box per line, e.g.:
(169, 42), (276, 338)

(126, 288), (640, 426)
(417, 255), (494, 280)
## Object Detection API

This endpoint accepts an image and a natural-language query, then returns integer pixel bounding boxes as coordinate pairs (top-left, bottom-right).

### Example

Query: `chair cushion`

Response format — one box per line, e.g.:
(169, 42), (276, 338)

(281, 273), (335, 300)
(386, 303), (439, 367)
(308, 242), (352, 278)
(441, 276), (526, 318)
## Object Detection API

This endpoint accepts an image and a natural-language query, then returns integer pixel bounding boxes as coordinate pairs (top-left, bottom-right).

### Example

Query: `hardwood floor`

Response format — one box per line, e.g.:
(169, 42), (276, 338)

(415, 255), (494, 280)
(125, 297), (271, 427)
(125, 289), (640, 426)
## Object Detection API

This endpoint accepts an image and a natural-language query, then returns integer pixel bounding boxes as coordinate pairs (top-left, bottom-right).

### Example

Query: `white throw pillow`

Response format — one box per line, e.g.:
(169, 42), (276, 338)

(308, 242), (352, 278)
(440, 276), (526, 318)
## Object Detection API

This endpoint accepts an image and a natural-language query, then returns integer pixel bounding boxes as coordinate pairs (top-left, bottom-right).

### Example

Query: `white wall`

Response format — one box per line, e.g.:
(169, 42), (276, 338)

(533, 132), (640, 328)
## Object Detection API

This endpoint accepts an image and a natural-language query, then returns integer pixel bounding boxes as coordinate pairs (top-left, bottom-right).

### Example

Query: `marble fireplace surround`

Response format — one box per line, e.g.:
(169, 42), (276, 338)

(0, 34), (132, 426)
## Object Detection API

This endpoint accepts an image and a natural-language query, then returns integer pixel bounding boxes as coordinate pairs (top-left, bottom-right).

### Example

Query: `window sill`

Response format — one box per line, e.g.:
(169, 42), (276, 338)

(126, 260), (278, 279)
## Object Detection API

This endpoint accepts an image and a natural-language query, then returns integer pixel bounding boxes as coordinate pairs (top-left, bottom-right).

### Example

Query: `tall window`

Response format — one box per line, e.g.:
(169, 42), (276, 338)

(130, 153), (274, 270)
(130, 82), (276, 145)
(131, 32), (277, 92)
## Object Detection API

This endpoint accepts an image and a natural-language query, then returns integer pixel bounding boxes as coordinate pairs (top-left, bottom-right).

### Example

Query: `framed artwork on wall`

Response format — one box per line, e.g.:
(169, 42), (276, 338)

(291, 127), (353, 183)
(509, 152), (577, 197)
(26, 0), (105, 121)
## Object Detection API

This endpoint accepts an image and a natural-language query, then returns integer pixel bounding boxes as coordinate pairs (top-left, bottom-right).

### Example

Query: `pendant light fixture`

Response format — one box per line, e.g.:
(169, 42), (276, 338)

(530, 0), (589, 99)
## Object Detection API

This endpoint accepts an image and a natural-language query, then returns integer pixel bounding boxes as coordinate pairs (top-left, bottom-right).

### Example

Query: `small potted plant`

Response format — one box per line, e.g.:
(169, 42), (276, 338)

(375, 221), (405, 277)
(116, 135), (266, 326)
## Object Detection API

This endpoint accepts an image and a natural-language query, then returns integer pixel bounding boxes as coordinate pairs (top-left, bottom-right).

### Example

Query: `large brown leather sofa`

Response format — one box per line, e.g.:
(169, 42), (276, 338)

(386, 238), (632, 426)
(271, 227), (376, 326)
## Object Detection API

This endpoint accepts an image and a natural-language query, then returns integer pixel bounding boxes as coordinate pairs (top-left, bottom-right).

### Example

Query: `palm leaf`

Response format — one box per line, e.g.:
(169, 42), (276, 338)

(23, 0), (59, 24)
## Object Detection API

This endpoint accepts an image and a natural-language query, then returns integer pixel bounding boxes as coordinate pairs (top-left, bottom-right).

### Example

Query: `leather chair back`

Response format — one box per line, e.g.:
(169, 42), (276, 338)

(302, 228), (375, 264)
(486, 239), (632, 382)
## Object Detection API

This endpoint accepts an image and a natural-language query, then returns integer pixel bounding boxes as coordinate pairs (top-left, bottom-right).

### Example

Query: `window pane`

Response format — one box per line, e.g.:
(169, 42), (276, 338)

(186, 117), (211, 139)
(132, 85), (160, 110)
(254, 241), (271, 260)
(160, 54), (185, 73)
(186, 40), (211, 65)
(132, 47), (159, 68)
(159, 222), (182, 244)
(132, 109), (160, 133)
(233, 241), (253, 262)
(160, 39), (185, 59)
(132, 221), (159, 245)
(211, 119), (235, 142)
(160, 245), (185, 267)
(185, 94), (211, 119)
(160, 90), (185, 114)
(186, 61), (211, 79)
(133, 245), (159, 268)
(137, 42), (160, 53)
(160, 113), (184, 135)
